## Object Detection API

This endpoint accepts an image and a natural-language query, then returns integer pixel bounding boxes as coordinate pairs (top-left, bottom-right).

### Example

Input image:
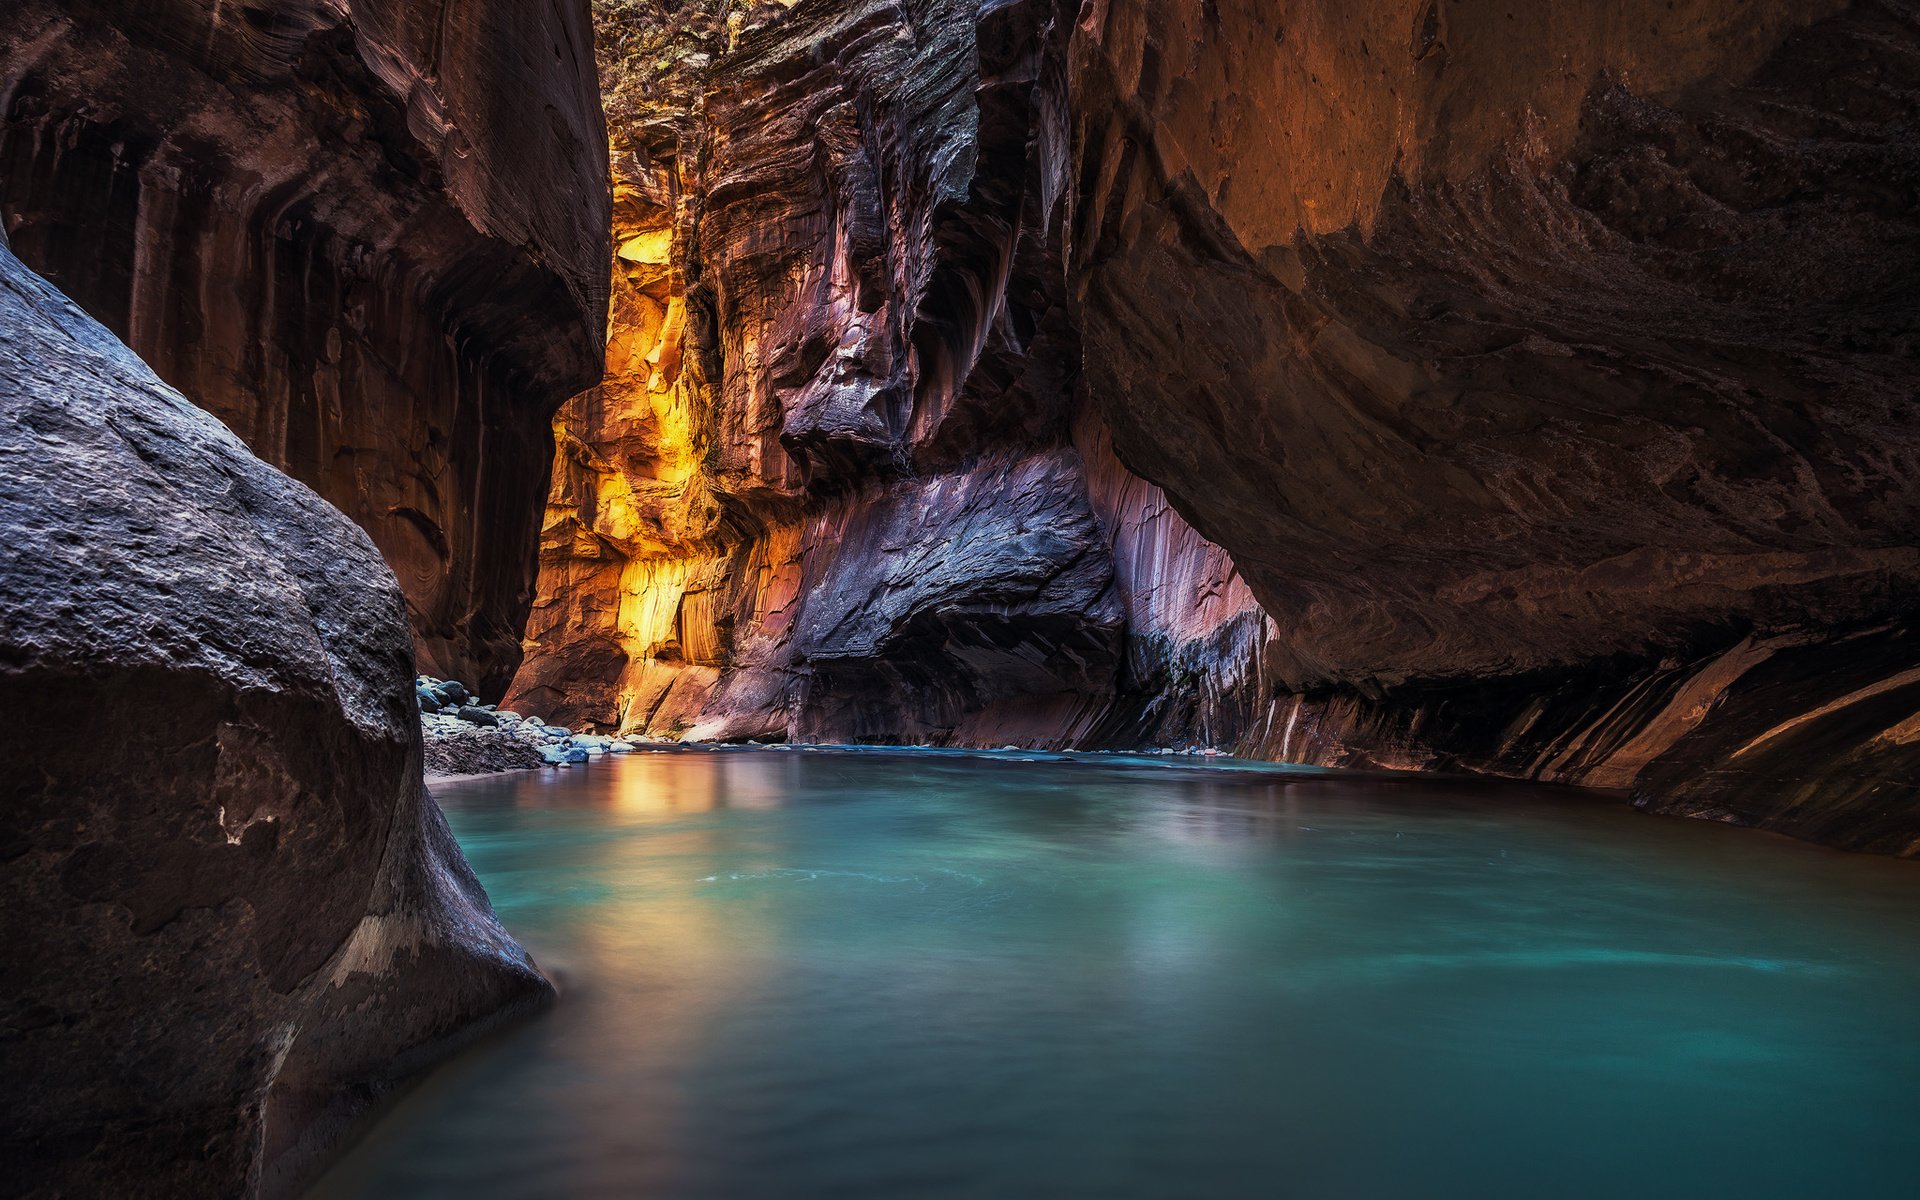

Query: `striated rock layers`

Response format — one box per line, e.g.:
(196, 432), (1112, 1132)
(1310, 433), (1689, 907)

(0, 0), (610, 696)
(510, 0), (1263, 745)
(1069, 0), (1920, 851)
(0, 241), (551, 1197)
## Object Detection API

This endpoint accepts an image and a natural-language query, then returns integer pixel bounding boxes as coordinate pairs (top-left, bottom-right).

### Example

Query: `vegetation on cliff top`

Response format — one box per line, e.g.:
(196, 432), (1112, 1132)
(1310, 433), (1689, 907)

(593, 0), (796, 122)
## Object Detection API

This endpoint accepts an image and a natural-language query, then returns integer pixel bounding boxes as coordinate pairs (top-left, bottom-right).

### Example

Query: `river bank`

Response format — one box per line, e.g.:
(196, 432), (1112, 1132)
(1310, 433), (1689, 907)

(417, 675), (658, 777)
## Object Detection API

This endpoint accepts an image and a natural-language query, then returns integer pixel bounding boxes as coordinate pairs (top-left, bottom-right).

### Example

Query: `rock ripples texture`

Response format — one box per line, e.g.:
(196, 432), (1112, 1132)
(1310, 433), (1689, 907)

(510, 0), (1256, 749)
(0, 241), (551, 1197)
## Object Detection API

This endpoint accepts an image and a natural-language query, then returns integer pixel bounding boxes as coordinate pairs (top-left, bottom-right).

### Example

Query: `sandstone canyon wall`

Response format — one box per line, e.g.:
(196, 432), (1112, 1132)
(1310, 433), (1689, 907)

(510, 0), (1266, 748)
(1068, 0), (1920, 851)
(0, 238), (552, 1197)
(0, 0), (610, 695)
(514, 0), (1920, 853)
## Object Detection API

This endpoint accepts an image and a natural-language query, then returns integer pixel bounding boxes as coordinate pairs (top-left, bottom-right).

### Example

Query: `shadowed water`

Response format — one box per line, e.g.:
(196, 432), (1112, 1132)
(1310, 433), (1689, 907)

(313, 749), (1920, 1199)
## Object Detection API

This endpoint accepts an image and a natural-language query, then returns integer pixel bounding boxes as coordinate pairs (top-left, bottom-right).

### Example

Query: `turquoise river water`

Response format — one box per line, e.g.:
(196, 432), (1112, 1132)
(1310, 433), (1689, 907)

(313, 748), (1920, 1199)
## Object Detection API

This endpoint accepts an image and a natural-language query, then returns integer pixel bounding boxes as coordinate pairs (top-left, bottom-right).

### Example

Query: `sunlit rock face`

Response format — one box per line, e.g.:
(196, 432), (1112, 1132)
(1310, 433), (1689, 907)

(0, 241), (552, 1197)
(0, 0), (610, 697)
(510, 0), (1259, 745)
(1067, 0), (1920, 850)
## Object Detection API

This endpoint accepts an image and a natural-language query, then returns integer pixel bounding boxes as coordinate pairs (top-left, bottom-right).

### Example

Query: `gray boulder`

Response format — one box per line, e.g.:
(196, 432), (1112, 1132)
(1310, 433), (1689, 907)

(0, 242), (552, 1196)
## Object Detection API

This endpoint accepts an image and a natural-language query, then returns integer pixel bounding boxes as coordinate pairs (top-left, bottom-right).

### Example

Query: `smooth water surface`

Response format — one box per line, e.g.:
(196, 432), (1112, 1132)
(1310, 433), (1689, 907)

(315, 749), (1920, 1199)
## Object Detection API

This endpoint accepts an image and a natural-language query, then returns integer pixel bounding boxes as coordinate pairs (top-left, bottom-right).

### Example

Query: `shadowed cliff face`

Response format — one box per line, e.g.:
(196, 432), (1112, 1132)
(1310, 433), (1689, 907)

(0, 0), (610, 696)
(1066, 0), (1920, 850)
(0, 2), (606, 1189)
(0, 240), (552, 1198)
(510, 0), (1262, 745)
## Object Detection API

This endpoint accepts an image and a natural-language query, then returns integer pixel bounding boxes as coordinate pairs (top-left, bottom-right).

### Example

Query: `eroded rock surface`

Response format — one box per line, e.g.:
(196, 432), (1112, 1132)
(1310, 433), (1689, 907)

(0, 242), (551, 1196)
(1065, 0), (1920, 848)
(0, 0), (610, 695)
(513, 0), (1138, 742)
(510, 0), (1277, 748)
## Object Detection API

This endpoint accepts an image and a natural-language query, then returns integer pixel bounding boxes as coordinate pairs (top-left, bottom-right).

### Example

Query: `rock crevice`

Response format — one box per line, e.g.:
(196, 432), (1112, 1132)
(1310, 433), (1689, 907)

(512, 0), (1262, 750)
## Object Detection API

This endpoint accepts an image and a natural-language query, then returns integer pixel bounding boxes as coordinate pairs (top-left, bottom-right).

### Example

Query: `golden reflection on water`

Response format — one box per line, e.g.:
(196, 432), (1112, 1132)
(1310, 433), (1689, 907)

(521, 753), (807, 1192)
(316, 750), (1920, 1200)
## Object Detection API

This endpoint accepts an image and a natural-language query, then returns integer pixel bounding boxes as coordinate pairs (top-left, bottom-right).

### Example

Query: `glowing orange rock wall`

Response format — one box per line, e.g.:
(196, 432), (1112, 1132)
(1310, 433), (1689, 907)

(508, 0), (1254, 746)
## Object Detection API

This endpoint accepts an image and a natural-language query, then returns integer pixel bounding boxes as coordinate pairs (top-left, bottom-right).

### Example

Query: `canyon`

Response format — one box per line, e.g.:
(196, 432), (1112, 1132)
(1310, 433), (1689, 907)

(3, 0), (1919, 1192)
(1069, 0), (1920, 852)
(508, 0), (1281, 754)
(510, 0), (1920, 852)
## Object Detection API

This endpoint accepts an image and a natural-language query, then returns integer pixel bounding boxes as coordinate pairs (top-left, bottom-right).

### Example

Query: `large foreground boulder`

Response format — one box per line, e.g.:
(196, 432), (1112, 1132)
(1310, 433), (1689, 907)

(0, 242), (551, 1195)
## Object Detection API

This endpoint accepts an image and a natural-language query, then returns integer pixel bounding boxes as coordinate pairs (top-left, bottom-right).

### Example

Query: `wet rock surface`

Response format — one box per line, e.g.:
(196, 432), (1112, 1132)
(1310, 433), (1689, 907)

(0, 0), (611, 695)
(0, 242), (551, 1196)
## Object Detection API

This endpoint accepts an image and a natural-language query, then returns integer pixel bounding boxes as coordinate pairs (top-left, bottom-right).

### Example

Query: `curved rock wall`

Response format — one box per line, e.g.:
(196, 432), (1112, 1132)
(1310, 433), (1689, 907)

(0, 0), (610, 696)
(511, 0), (1264, 747)
(0, 240), (551, 1198)
(1066, 0), (1920, 849)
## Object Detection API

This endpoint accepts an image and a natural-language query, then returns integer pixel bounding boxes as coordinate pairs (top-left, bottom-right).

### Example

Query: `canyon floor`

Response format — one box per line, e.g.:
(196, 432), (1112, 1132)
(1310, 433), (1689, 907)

(4, 0), (1918, 1195)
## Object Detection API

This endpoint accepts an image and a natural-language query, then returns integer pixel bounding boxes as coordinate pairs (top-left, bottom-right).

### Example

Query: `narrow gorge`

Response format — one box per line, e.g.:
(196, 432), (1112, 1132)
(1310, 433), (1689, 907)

(3, 0), (1919, 1196)
(509, 0), (1920, 852)
(509, 0), (1270, 754)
